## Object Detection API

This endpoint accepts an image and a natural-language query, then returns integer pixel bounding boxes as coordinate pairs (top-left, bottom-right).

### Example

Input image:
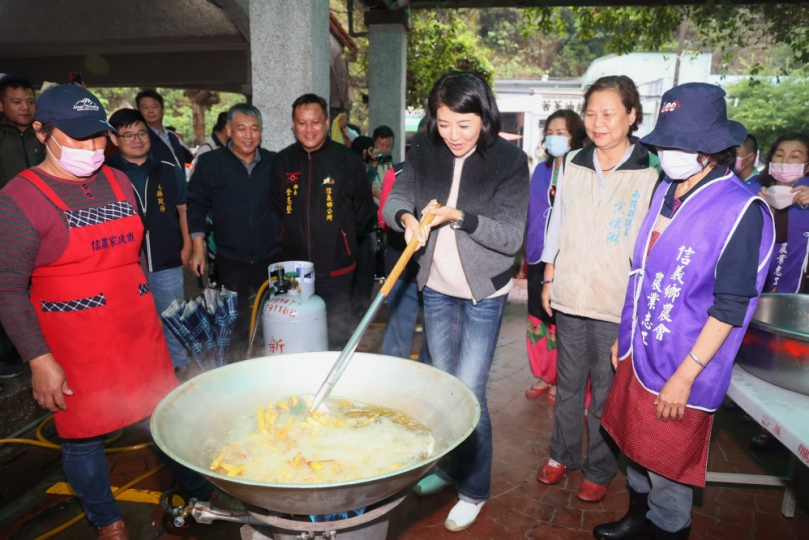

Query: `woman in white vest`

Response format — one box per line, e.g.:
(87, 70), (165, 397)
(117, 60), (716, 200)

(536, 76), (662, 503)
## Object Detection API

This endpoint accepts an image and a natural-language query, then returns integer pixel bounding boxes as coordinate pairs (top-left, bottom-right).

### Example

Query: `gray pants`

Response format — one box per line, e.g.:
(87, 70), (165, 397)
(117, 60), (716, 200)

(627, 461), (693, 532)
(549, 311), (619, 486)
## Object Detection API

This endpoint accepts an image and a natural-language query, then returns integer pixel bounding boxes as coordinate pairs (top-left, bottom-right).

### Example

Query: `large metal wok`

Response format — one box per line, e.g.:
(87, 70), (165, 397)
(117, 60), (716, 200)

(151, 352), (480, 515)
(737, 293), (809, 396)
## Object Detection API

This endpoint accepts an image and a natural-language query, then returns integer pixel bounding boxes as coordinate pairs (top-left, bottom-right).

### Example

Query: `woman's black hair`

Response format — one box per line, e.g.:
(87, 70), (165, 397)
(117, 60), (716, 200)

(543, 109), (585, 166)
(425, 72), (502, 152)
(758, 133), (809, 188)
(698, 147), (737, 171)
(570, 127), (591, 151)
(583, 75), (643, 135)
(35, 121), (56, 143)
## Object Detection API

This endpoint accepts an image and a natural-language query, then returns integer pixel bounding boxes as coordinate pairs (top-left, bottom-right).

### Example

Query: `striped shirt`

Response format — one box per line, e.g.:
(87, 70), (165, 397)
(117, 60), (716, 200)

(0, 167), (138, 362)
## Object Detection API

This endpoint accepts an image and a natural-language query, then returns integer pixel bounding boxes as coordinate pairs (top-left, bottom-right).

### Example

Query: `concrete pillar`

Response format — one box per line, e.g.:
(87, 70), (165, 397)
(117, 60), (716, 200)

(250, 0), (330, 153)
(368, 24), (407, 163)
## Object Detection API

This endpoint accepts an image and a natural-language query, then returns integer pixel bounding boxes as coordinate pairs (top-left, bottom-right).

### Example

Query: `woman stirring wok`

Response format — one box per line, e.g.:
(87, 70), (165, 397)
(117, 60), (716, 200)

(596, 83), (774, 540)
(0, 86), (216, 540)
(383, 72), (528, 532)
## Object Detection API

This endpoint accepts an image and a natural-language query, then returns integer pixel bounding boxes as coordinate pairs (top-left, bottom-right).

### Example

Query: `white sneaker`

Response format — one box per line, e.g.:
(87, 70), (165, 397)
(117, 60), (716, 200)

(413, 473), (454, 497)
(444, 499), (486, 532)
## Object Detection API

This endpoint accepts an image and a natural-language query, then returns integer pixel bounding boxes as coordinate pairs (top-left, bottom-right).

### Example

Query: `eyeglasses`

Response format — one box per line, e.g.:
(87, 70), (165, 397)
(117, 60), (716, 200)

(120, 131), (149, 142)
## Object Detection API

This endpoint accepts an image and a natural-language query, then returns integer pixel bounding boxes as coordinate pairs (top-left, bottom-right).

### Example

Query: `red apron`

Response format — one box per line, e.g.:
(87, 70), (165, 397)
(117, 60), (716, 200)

(21, 166), (178, 439)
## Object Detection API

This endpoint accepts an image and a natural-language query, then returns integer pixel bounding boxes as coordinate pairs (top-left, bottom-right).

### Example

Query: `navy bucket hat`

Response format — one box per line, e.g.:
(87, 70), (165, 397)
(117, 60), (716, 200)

(35, 84), (117, 138)
(640, 83), (746, 153)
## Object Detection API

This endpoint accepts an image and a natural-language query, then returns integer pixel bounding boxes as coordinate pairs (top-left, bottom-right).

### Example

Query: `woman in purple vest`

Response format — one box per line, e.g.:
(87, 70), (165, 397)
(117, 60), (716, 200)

(747, 134), (809, 450)
(595, 84), (774, 540)
(525, 109), (583, 403)
(760, 134), (809, 294)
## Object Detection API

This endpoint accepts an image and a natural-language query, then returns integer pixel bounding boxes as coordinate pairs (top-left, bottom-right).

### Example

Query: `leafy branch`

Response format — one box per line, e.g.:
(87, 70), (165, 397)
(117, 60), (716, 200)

(520, 4), (809, 77)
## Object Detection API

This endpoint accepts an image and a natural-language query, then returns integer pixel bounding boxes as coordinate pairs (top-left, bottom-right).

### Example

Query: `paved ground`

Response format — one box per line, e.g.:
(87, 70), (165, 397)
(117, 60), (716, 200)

(1, 280), (808, 540)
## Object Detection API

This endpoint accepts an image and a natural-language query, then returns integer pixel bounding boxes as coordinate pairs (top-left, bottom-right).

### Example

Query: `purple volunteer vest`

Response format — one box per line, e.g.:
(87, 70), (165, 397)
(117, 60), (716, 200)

(764, 176), (809, 293)
(618, 172), (774, 411)
(526, 161), (555, 263)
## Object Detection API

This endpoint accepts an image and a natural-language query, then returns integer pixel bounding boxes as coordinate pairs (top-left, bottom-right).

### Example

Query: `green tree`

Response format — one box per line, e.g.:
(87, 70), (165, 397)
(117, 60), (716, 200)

(473, 8), (605, 79)
(521, 4), (809, 77)
(406, 10), (494, 109)
(726, 73), (809, 154)
(475, 8), (545, 79)
(330, 4), (493, 129)
(90, 87), (245, 144)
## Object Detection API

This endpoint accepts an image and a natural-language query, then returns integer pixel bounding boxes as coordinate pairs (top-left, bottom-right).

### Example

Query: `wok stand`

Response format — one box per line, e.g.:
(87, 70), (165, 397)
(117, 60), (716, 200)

(169, 493), (407, 540)
(242, 493), (406, 540)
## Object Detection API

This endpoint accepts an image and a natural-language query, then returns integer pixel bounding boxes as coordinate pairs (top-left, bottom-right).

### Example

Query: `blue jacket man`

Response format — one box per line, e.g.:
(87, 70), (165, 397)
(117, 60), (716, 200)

(107, 108), (191, 371)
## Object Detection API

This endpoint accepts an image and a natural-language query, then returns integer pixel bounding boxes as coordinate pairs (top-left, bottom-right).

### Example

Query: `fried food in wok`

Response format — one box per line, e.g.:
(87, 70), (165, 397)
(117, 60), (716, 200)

(209, 395), (434, 483)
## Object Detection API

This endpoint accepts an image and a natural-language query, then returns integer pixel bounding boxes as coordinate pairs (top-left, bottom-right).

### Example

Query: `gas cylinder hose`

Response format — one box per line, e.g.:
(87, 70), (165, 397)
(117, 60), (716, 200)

(0, 415), (164, 539)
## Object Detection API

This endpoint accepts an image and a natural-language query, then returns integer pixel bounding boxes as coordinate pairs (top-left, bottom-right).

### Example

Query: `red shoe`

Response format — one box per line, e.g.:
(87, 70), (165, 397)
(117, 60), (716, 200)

(577, 479), (608, 502)
(525, 382), (550, 399)
(546, 392), (557, 404)
(536, 460), (566, 485)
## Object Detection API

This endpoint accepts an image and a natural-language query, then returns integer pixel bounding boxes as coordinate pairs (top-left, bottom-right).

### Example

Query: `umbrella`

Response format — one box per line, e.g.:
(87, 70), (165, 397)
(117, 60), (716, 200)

(162, 285), (238, 371)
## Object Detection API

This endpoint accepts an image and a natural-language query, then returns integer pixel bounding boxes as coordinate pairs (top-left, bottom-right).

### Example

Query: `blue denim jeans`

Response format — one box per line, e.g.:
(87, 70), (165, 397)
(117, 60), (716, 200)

(382, 279), (428, 362)
(148, 266), (189, 368)
(61, 419), (212, 529)
(627, 460), (693, 533)
(422, 287), (507, 503)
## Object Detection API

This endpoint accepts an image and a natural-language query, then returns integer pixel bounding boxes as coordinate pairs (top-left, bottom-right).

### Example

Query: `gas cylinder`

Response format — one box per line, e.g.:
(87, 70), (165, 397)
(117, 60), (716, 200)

(261, 261), (328, 355)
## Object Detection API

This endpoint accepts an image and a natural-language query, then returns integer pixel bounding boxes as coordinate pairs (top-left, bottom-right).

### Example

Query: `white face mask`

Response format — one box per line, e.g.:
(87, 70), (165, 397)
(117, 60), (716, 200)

(658, 149), (706, 180)
(545, 135), (571, 158)
(47, 137), (105, 177)
(769, 162), (807, 185)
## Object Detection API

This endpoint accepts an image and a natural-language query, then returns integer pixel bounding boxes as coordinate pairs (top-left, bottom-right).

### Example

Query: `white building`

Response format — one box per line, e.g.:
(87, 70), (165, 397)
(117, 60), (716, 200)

(495, 51), (746, 170)
(495, 78), (584, 167)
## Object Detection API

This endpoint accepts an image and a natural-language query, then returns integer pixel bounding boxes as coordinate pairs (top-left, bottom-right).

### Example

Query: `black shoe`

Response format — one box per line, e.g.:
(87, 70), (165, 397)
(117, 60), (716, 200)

(650, 522), (690, 539)
(593, 487), (651, 539)
(0, 360), (24, 378)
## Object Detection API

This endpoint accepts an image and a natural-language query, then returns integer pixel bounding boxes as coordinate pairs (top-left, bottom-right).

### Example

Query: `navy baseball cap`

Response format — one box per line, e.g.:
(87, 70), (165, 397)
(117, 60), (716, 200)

(640, 83), (746, 154)
(35, 85), (118, 138)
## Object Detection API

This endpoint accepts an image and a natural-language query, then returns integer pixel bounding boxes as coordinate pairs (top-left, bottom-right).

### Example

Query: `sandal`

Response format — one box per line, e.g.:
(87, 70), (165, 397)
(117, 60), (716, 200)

(525, 381), (550, 399)
(546, 390), (557, 404)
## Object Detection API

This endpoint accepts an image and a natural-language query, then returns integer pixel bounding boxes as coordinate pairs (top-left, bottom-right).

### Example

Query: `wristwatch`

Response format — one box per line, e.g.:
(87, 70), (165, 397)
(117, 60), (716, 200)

(450, 211), (465, 230)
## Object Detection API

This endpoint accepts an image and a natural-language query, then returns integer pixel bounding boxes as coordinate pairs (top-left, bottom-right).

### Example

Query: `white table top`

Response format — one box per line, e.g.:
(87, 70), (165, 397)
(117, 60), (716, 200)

(727, 364), (809, 467)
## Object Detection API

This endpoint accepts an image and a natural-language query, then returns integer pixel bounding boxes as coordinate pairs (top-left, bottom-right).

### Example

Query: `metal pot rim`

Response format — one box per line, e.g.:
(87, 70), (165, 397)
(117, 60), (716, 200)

(151, 354), (481, 491)
(749, 293), (809, 342)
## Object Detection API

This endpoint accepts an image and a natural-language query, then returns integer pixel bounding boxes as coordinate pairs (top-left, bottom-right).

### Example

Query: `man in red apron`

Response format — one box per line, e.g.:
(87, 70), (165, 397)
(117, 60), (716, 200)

(0, 85), (213, 540)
